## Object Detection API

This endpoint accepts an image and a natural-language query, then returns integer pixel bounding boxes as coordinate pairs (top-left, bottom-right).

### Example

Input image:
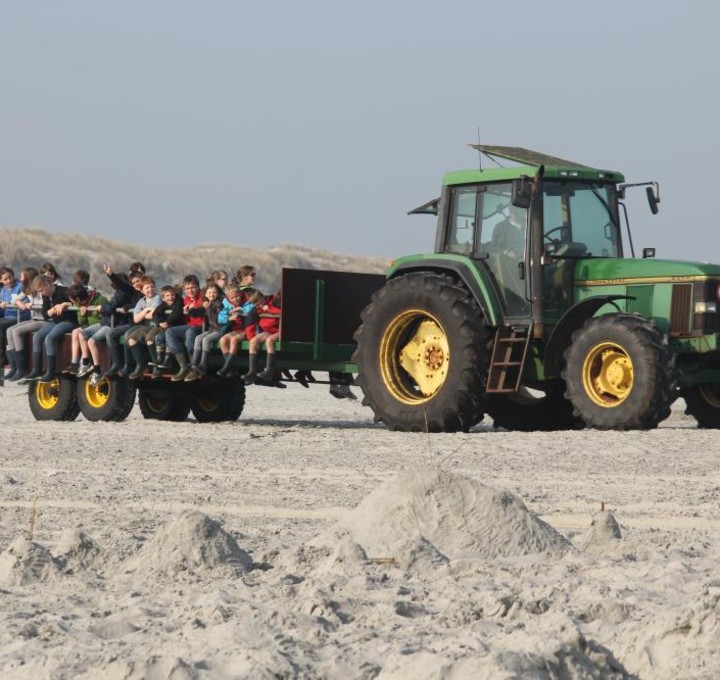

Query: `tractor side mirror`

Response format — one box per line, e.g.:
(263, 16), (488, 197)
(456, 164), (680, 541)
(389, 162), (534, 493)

(642, 247), (656, 259)
(646, 186), (660, 214)
(511, 178), (531, 209)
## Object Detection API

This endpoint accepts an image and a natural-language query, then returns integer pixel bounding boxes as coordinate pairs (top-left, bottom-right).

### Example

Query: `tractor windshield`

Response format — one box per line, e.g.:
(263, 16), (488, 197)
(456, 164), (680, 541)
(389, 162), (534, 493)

(542, 181), (621, 258)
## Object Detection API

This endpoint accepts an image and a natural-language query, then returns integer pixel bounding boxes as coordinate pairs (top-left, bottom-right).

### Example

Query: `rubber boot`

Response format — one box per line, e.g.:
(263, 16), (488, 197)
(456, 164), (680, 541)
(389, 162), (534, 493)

(8, 350), (27, 382)
(170, 353), (190, 381)
(242, 353), (259, 385)
(21, 351), (45, 382)
(257, 353), (277, 381)
(156, 348), (173, 369)
(150, 346), (166, 378)
(104, 341), (124, 377)
(215, 353), (233, 377)
(3, 349), (17, 381)
(185, 348), (203, 382)
(128, 344), (149, 379)
(117, 343), (135, 378)
(38, 355), (58, 384)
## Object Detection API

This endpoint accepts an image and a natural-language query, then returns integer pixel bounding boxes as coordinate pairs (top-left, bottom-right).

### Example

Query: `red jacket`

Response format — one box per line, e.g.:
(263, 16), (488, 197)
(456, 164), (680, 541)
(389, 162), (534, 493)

(246, 297), (281, 339)
(183, 294), (205, 327)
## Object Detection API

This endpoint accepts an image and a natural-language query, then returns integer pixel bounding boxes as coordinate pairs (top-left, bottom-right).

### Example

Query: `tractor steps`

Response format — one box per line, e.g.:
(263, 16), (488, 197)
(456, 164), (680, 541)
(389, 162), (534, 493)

(486, 324), (532, 393)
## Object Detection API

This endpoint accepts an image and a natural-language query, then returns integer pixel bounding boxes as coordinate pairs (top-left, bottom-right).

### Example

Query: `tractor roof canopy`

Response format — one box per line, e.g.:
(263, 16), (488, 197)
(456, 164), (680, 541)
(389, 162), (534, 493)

(443, 145), (625, 186)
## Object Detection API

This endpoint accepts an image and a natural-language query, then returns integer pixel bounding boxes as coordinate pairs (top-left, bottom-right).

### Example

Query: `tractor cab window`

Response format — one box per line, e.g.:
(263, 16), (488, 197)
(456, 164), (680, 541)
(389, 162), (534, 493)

(543, 182), (621, 258)
(447, 186), (478, 253)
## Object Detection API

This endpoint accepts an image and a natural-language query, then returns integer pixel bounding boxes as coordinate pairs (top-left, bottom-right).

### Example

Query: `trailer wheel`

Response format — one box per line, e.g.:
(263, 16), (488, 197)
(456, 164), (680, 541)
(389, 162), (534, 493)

(77, 375), (136, 422)
(28, 376), (80, 421)
(353, 273), (488, 432)
(680, 384), (720, 428)
(562, 314), (673, 430)
(485, 383), (583, 431)
(191, 376), (246, 422)
(138, 389), (191, 421)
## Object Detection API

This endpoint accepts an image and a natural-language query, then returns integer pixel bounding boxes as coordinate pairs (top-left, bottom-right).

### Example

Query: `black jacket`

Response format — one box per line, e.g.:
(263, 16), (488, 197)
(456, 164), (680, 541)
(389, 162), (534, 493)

(42, 285), (77, 324)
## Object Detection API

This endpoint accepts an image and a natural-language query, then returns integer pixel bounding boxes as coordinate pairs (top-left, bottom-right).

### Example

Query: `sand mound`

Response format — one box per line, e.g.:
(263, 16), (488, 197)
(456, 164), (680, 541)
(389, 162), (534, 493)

(0, 536), (60, 586)
(378, 614), (629, 678)
(324, 471), (569, 567)
(577, 511), (622, 553)
(124, 510), (253, 578)
(53, 528), (100, 573)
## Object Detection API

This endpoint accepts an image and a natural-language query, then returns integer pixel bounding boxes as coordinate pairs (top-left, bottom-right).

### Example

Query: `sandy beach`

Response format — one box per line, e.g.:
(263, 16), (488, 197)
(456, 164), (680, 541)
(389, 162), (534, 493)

(1, 381), (719, 679)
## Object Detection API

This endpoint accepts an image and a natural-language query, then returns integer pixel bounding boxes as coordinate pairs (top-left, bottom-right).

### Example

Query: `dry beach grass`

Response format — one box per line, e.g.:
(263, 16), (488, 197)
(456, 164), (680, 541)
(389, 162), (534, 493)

(0, 382), (719, 678)
(0, 228), (389, 291)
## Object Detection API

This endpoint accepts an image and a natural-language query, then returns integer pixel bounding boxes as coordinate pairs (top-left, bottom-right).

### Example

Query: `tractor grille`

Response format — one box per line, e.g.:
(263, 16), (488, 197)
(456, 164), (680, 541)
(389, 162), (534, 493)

(669, 283), (692, 336)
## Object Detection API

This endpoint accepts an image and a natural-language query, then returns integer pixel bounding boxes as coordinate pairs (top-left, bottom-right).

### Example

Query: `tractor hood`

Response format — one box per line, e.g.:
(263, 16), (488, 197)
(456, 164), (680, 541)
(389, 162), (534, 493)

(575, 257), (720, 286)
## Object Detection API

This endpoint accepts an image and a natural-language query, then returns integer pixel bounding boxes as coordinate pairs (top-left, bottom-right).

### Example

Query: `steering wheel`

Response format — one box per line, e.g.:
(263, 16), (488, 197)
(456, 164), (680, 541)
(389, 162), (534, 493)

(544, 226), (569, 246)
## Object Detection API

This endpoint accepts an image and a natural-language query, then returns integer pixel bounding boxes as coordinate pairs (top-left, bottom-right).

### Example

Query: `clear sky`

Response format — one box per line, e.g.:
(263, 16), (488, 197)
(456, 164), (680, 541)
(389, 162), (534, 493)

(1, 1), (718, 260)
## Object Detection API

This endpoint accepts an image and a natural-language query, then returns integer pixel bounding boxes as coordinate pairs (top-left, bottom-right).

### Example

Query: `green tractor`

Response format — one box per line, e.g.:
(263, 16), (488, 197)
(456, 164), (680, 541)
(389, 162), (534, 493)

(354, 146), (720, 432)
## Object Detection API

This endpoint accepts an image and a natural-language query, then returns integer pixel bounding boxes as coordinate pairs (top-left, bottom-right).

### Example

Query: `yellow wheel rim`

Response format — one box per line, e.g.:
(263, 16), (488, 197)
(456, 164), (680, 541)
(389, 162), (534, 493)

(582, 341), (634, 407)
(36, 380), (60, 409)
(699, 384), (720, 408)
(84, 377), (110, 408)
(379, 310), (449, 405)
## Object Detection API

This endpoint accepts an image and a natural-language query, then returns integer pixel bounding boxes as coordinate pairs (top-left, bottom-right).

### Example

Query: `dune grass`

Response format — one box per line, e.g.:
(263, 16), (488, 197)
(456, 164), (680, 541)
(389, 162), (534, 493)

(0, 228), (390, 294)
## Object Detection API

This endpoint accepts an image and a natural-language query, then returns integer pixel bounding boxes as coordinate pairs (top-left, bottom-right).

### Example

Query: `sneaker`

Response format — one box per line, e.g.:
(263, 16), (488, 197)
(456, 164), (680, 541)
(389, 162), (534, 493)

(64, 363), (80, 375)
(77, 362), (95, 378)
(89, 370), (102, 387)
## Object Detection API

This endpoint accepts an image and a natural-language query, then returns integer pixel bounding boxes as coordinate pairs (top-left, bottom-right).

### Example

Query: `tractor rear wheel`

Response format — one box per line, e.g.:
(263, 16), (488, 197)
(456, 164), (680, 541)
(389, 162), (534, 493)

(485, 383), (583, 431)
(138, 389), (191, 421)
(680, 384), (720, 428)
(353, 273), (488, 432)
(28, 376), (80, 421)
(562, 314), (673, 430)
(77, 375), (136, 422)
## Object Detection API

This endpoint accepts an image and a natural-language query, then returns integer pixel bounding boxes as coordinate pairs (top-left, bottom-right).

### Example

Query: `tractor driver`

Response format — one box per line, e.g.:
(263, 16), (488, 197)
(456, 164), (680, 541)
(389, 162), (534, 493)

(490, 204), (526, 259)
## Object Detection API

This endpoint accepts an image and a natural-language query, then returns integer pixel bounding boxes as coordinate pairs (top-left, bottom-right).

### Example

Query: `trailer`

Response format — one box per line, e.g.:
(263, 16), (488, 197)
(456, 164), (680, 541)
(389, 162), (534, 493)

(16, 268), (385, 422)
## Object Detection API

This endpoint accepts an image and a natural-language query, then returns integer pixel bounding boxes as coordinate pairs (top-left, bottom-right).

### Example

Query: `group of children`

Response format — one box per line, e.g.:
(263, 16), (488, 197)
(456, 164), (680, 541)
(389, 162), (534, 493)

(0, 262), (284, 388)
(0, 260), (357, 398)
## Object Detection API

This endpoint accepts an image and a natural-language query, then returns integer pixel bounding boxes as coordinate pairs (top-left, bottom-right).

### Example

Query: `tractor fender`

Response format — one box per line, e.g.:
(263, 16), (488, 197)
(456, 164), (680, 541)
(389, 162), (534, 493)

(544, 295), (634, 378)
(389, 258), (502, 326)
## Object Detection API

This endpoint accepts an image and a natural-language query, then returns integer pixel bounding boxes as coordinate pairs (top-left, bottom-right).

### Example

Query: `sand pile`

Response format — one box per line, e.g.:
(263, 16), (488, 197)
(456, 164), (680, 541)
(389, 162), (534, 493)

(124, 510), (253, 578)
(577, 510), (623, 553)
(309, 470), (569, 573)
(0, 536), (59, 587)
(378, 613), (629, 678)
(53, 528), (101, 574)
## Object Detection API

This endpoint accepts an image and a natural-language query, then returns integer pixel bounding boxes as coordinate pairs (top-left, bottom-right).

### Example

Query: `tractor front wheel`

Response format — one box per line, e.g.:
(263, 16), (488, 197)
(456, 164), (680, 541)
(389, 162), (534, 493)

(562, 314), (673, 430)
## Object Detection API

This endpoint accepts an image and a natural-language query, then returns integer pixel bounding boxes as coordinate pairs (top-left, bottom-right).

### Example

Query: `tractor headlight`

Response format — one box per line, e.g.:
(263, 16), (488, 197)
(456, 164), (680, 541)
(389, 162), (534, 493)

(695, 301), (718, 314)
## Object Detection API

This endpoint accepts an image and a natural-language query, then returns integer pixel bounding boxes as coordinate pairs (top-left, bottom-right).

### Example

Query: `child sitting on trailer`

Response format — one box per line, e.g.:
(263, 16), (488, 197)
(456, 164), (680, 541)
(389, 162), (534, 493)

(147, 285), (184, 377)
(242, 290), (283, 386)
(186, 283), (225, 381)
(65, 284), (108, 376)
(215, 285), (248, 377)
